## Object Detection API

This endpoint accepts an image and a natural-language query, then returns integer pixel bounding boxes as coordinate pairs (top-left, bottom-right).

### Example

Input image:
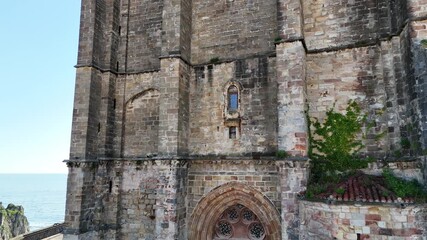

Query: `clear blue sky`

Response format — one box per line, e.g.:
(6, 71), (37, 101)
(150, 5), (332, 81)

(0, 1), (81, 173)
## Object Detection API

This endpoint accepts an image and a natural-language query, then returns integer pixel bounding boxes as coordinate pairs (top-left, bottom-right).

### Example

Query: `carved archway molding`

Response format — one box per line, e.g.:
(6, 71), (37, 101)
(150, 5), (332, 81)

(189, 182), (282, 240)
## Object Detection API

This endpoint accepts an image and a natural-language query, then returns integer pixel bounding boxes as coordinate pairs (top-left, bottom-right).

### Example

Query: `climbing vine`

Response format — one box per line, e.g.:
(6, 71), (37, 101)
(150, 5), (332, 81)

(308, 101), (372, 184)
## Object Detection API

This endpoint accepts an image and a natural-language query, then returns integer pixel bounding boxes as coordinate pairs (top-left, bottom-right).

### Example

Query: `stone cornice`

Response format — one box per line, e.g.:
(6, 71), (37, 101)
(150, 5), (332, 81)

(64, 157), (310, 168)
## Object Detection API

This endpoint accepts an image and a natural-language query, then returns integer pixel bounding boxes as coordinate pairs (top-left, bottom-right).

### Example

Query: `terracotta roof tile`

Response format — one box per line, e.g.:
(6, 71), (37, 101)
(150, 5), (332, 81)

(315, 172), (413, 203)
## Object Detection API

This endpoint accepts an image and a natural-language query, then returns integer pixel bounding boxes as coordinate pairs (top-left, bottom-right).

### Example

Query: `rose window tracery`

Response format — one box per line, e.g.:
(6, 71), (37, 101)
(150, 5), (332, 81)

(213, 204), (266, 240)
(217, 220), (233, 238)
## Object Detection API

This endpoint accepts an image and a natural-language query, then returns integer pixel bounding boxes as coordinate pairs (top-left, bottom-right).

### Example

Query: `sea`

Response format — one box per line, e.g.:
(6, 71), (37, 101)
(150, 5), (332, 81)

(0, 174), (67, 231)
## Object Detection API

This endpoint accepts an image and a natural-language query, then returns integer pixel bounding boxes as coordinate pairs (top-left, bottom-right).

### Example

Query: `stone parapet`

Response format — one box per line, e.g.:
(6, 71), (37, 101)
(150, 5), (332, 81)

(299, 200), (427, 239)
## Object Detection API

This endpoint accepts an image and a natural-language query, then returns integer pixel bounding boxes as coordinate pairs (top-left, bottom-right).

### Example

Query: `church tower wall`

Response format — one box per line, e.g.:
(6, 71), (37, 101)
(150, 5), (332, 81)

(64, 0), (427, 239)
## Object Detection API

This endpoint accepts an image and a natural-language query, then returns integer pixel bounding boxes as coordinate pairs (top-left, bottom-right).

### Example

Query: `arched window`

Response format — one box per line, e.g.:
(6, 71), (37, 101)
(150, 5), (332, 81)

(228, 85), (238, 112)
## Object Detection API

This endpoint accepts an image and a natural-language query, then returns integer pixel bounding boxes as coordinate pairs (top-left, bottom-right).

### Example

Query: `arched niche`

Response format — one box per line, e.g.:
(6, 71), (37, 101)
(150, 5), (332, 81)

(189, 182), (282, 240)
(123, 88), (160, 157)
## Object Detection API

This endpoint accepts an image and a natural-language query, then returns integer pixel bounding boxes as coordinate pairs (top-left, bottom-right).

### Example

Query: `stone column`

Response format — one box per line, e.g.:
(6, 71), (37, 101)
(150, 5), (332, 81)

(69, 67), (102, 160)
(158, 58), (190, 157)
(277, 160), (310, 240)
(410, 19), (427, 152)
(276, 41), (308, 157)
(380, 39), (402, 152)
(161, 0), (192, 61)
(154, 160), (183, 239)
(63, 167), (84, 240)
(277, 0), (304, 41)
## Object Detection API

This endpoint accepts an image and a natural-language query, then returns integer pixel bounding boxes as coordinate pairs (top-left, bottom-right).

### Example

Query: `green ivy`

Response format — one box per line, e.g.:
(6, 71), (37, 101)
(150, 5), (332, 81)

(209, 57), (220, 64)
(382, 168), (427, 202)
(276, 150), (288, 159)
(308, 101), (372, 183)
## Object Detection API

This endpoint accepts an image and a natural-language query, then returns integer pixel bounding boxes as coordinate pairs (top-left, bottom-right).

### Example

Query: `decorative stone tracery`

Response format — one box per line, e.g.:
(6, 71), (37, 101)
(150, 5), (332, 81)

(214, 204), (266, 240)
(189, 182), (281, 240)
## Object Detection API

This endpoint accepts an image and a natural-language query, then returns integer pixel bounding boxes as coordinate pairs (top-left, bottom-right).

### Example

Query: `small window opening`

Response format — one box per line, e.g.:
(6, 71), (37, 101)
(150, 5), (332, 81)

(109, 180), (113, 193)
(229, 127), (237, 139)
(118, 26), (121, 35)
(113, 98), (116, 109)
(97, 123), (101, 133)
(195, 66), (205, 82)
(116, 61), (119, 71)
(228, 85), (238, 111)
(207, 65), (213, 82)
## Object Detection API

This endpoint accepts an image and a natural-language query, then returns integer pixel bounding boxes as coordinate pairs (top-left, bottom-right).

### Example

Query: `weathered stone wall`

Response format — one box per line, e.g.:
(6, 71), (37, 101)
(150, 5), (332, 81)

(380, 33), (408, 154)
(111, 73), (159, 158)
(64, 160), (187, 240)
(189, 57), (278, 156)
(66, 0), (427, 239)
(161, 0), (192, 62)
(409, 0), (427, 18)
(302, 0), (407, 51)
(70, 67), (104, 160)
(191, 0), (277, 64)
(108, 58), (191, 158)
(364, 159), (425, 184)
(76, 0), (120, 71)
(123, 89), (160, 157)
(277, 0), (303, 41)
(277, 160), (310, 239)
(117, 0), (163, 72)
(186, 160), (282, 216)
(410, 20), (427, 152)
(306, 46), (388, 156)
(276, 41), (308, 157)
(299, 201), (427, 239)
(187, 159), (309, 240)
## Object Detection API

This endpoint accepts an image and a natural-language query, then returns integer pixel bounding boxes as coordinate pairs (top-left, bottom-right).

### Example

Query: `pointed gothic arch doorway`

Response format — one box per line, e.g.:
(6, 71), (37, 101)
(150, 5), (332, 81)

(189, 182), (282, 240)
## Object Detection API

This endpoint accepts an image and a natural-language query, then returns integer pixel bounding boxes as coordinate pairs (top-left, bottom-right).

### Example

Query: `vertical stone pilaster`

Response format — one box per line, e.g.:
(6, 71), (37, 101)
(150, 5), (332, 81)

(70, 67), (102, 160)
(161, 0), (192, 61)
(103, 0), (121, 69)
(277, 0), (304, 41)
(276, 41), (308, 157)
(63, 167), (84, 238)
(410, 20), (427, 152)
(76, 0), (97, 66)
(277, 160), (310, 240)
(97, 73), (117, 158)
(76, 0), (109, 68)
(178, 61), (191, 156)
(381, 40), (402, 151)
(154, 160), (182, 239)
(158, 59), (180, 156)
(158, 58), (190, 157)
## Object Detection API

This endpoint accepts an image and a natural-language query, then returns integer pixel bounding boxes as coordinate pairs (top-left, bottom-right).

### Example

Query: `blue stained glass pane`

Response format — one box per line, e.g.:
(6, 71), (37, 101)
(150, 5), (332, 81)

(229, 94), (238, 110)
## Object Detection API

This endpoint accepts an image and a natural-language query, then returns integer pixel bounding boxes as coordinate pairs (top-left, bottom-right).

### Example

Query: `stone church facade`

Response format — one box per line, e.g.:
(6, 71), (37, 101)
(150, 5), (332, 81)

(64, 0), (427, 239)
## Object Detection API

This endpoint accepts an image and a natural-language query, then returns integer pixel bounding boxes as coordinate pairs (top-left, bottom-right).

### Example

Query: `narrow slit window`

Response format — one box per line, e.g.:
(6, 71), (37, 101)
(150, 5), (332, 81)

(229, 127), (237, 139)
(228, 85), (238, 111)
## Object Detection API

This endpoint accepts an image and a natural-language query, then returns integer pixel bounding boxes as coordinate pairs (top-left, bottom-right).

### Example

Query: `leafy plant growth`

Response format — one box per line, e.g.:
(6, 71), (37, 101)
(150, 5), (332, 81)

(276, 150), (288, 159)
(209, 57), (220, 64)
(274, 37), (283, 43)
(382, 168), (427, 202)
(308, 101), (372, 184)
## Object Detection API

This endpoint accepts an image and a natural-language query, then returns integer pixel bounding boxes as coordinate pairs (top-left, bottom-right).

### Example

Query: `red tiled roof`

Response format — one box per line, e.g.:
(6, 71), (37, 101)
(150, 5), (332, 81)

(316, 172), (414, 203)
